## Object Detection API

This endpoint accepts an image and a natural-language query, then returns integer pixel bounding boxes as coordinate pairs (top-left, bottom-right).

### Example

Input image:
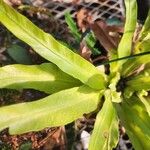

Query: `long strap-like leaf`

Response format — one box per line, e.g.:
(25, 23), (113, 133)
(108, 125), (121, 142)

(0, 85), (102, 134)
(0, 0), (106, 90)
(115, 96), (150, 150)
(0, 63), (82, 94)
(121, 54), (150, 77)
(135, 11), (150, 53)
(126, 72), (150, 92)
(117, 0), (137, 59)
(89, 90), (119, 150)
(137, 93), (150, 116)
(139, 10), (150, 41)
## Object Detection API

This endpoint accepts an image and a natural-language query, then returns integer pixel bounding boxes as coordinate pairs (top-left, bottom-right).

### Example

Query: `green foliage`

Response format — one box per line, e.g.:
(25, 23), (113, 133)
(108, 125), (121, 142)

(117, 0), (137, 63)
(89, 90), (119, 150)
(19, 142), (32, 150)
(115, 96), (150, 150)
(138, 93), (150, 116)
(84, 32), (101, 55)
(0, 63), (82, 94)
(0, 0), (150, 149)
(65, 12), (101, 55)
(65, 12), (81, 42)
(7, 44), (32, 64)
(126, 69), (150, 92)
(0, 85), (102, 134)
(0, 1), (106, 90)
(121, 54), (150, 77)
(139, 10), (150, 41)
(135, 10), (150, 53)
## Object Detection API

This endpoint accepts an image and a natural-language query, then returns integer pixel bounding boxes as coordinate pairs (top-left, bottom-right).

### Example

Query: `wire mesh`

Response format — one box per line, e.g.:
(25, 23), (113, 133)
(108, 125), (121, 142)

(32, 0), (124, 24)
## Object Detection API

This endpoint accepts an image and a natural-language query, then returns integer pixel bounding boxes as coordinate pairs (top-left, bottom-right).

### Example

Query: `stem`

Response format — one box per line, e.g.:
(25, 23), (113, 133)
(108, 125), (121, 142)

(98, 51), (150, 66)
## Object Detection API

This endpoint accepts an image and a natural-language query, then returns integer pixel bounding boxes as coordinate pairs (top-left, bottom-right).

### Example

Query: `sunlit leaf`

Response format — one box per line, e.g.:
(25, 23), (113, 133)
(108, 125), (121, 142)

(108, 73), (121, 103)
(115, 96), (150, 150)
(138, 93), (150, 116)
(135, 11), (150, 53)
(0, 0), (106, 90)
(89, 90), (119, 150)
(0, 63), (82, 94)
(135, 39), (150, 53)
(0, 85), (103, 134)
(117, 0), (137, 61)
(121, 54), (150, 77)
(139, 10), (150, 41)
(126, 69), (150, 91)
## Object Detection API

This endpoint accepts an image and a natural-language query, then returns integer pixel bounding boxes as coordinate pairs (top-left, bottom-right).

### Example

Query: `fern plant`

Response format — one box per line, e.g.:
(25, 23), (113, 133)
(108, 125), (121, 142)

(0, 0), (150, 149)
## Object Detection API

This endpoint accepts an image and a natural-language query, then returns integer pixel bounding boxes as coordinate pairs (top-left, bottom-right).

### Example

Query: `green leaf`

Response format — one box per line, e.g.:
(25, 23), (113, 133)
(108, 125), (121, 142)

(115, 96), (150, 150)
(19, 142), (32, 150)
(65, 12), (81, 42)
(117, 0), (137, 60)
(121, 54), (150, 77)
(127, 76), (150, 91)
(126, 70), (150, 91)
(139, 10), (150, 41)
(110, 91), (122, 103)
(135, 39), (150, 53)
(135, 11), (150, 53)
(0, 0), (106, 90)
(7, 44), (32, 64)
(108, 73), (121, 103)
(0, 85), (102, 134)
(85, 32), (101, 55)
(0, 63), (82, 94)
(138, 93), (150, 116)
(89, 90), (119, 150)
(123, 87), (135, 99)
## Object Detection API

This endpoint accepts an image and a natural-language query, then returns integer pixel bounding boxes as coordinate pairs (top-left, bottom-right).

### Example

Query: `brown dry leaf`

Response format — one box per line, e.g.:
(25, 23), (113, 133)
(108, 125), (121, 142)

(42, 127), (66, 150)
(76, 8), (93, 32)
(107, 24), (123, 46)
(133, 24), (142, 43)
(72, 0), (80, 4)
(90, 20), (118, 52)
(11, 135), (19, 150)
(90, 20), (123, 68)
(92, 55), (107, 64)
(98, 0), (107, 2)
(0, 127), (67, 150)
(107, 25), (124, 33)
(0, 47), (7, 63)
(4, 0), (22, 6)
(80, 44), (92, 61)
(31, 134), (39, 148)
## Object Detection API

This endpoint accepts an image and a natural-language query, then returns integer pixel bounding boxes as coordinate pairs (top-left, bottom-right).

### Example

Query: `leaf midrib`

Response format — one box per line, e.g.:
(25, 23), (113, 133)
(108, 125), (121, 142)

(0, 76), (80, 84)
(1, 5), (93, 80)
(2, 93), (98, 123)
